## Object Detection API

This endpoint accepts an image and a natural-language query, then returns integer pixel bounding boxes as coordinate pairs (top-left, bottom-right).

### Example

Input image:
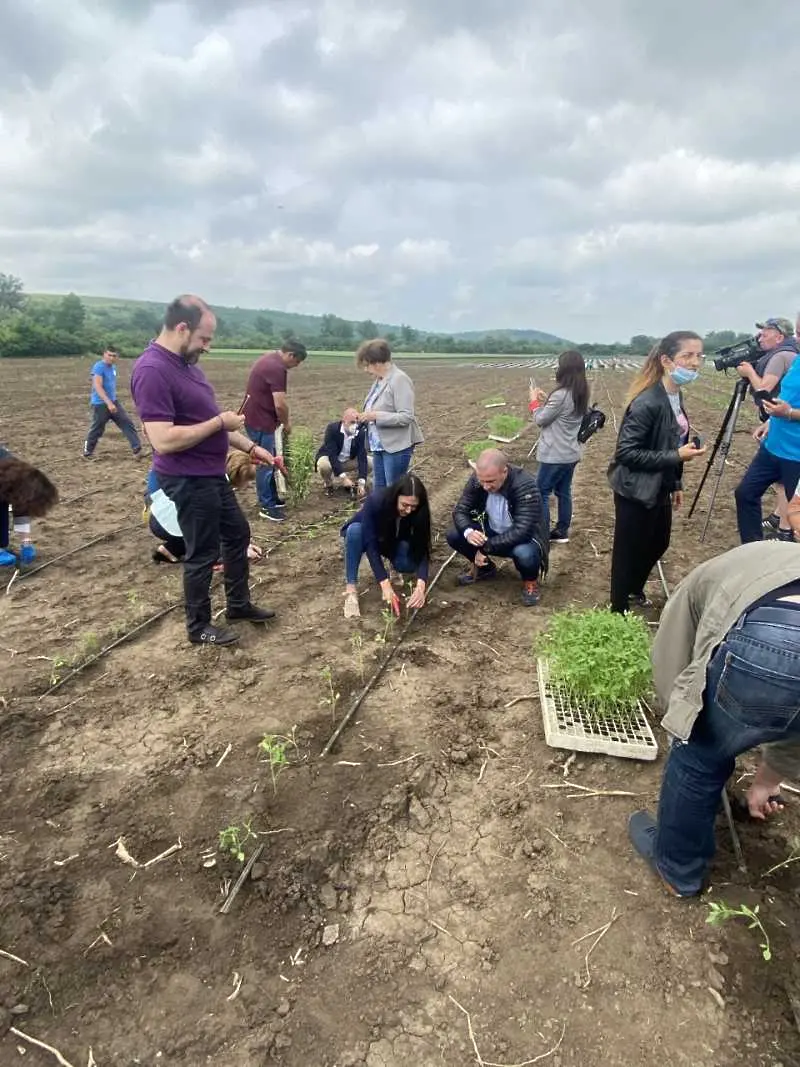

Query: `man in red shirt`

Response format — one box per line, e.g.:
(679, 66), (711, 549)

(244, 340), (307, 522)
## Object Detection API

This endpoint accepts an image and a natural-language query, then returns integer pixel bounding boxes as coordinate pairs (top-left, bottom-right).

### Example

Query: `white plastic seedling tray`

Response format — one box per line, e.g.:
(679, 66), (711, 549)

(536, 658), (658, 761)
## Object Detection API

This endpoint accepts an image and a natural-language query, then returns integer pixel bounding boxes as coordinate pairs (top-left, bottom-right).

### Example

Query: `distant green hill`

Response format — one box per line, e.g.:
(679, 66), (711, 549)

(452, 328), (570, 344)
(27, 293), (565, 343)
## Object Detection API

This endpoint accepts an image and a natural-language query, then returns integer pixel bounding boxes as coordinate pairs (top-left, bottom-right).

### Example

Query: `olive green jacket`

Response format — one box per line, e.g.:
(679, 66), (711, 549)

(654, 541), (800, 779)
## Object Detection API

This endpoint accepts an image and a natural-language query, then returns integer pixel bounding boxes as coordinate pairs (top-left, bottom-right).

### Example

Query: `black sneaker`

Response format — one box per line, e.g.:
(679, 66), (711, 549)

(457, 561), (498, 586)
(549, 528), (570, 544)
(259, 506), (286, 522)
(82, 451), (94, 459)
(762, 513), (780, 532)
(226, 603), (276, 623)
(189, 625), (240, 646)
(775, 529), (795, 542)
(629, 592), (652, 609)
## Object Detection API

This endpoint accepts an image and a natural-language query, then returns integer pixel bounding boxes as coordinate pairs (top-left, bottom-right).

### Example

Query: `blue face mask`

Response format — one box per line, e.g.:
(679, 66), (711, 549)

(670, 366), (698, 386)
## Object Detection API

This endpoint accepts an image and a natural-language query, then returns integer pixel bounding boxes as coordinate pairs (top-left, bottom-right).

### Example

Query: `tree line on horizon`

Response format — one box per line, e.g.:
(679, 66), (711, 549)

(0, 272), (750, 360)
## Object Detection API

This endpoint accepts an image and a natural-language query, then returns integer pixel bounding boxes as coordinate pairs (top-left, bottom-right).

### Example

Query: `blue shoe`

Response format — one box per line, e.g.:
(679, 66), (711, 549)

(628, 811), (696, 898)
(19, 542), (36, 565)
(0, 549), (17, 567)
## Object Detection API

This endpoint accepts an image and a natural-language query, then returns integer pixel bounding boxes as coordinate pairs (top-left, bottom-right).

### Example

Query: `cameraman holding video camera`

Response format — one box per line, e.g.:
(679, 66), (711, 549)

(736, 317), (799, 539)
(735, 325), (800, 543)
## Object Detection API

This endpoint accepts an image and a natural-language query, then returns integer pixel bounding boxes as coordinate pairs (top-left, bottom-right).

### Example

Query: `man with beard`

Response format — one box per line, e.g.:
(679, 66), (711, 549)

(131, 295), (283, 646)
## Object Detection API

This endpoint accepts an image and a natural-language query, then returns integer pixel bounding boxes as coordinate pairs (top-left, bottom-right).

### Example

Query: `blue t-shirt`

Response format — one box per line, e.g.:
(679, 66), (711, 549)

(90, 360), (117, 405)
(766, 357), (800, 462)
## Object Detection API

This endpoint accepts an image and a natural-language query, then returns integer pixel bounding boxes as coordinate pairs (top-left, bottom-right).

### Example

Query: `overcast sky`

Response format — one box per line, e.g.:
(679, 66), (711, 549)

(2, 1), (799, 341)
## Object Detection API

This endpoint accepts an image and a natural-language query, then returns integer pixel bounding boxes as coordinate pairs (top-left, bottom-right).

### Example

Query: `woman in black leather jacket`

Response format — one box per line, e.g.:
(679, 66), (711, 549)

(608, 332), (706, 612)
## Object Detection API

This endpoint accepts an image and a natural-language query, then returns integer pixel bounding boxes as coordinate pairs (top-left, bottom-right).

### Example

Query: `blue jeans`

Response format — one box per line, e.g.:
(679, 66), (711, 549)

(445, 526), (542, 580)
(735, 443), (800, 543)
(344, 523), (414, 584)
(654, 604), (800, 895)
(536, 462), (577, 533)
(371, 447), (414, 490)
(246, 427), (278, 508)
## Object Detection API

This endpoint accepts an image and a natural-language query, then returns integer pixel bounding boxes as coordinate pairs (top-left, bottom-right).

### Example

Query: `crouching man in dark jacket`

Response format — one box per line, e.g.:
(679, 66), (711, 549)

(315, 407), (372, 497)
(446, 448), (548, 606)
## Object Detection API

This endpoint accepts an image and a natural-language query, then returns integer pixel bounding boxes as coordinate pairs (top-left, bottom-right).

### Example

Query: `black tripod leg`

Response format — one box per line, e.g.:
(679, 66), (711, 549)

(688, 391), (737, 518)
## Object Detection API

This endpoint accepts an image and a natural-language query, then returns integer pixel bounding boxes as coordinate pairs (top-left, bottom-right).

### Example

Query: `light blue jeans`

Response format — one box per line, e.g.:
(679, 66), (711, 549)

(654, 604), (800, 895)
(371, 447), (414, 490)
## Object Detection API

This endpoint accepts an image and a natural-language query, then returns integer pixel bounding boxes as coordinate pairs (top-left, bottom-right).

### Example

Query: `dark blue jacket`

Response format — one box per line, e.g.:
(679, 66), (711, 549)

(316, 421), (369, 480)
(342, 490), (430, 583)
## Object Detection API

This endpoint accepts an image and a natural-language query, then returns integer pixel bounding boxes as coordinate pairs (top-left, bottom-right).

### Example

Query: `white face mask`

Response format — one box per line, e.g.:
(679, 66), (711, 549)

(344, 422), (357, 434)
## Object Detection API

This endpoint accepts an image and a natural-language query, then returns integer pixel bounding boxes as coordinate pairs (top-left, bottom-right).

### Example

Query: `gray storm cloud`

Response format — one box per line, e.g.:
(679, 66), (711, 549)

(1, 0), (798, 341)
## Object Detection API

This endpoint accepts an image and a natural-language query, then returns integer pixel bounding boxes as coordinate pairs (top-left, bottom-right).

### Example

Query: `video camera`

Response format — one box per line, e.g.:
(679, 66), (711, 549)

(713, 336), (761, 372)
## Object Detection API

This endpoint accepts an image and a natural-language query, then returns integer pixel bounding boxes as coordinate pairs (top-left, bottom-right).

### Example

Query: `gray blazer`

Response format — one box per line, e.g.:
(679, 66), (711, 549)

(365, 363), (424, 453)
(533, 387), (583, 464)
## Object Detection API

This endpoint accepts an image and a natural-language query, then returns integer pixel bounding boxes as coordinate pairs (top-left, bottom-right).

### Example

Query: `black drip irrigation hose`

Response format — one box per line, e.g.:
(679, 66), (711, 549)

(320, 552), (456, 757)
(8, 523), (142, 591)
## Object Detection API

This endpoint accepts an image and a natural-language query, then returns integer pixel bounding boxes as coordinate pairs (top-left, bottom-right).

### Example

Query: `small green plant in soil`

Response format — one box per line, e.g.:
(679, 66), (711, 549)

(487, 413), (525, 438)
(536, 608), (652, 716)
(350, 631), (365, 680)
(465, 438), (497, 462)
(706, 901), (772, 961)
(320, 665), (341, 721)
(375, 606), (396, 646)
(285, 427), (315, 504)
(219, 819), (257, 863)
(258, 729), (298, 793)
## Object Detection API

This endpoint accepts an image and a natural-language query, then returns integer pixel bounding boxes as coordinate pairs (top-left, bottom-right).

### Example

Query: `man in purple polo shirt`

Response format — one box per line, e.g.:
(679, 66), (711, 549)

(131, 294), (281, 646)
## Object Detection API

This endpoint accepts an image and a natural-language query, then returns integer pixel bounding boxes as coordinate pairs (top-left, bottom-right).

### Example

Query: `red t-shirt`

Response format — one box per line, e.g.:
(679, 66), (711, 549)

(245, 352), (287, 433)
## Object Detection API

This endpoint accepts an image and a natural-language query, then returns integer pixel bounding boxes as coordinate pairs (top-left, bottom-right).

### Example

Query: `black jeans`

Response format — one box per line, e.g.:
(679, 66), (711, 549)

(158, 475), (251, 636)
(84, 403), (141, 454)
(610, 492), (672, 613)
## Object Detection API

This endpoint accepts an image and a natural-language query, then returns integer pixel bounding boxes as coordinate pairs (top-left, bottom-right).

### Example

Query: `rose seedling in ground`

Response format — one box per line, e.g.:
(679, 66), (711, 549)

(536, 608), (652, 716)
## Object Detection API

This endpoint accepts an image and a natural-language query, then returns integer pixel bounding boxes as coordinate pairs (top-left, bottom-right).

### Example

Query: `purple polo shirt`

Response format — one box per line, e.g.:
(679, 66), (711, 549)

(130, 341), (229, 477)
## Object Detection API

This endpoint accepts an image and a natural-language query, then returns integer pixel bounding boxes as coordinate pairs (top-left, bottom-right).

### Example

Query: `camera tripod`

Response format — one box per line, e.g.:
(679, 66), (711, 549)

(688, 377), (750, 541)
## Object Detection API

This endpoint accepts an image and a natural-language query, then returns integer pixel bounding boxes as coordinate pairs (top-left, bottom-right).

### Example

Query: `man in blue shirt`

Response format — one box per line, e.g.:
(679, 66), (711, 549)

(735, 354), (800, 542)
(83, 348), (142, 459)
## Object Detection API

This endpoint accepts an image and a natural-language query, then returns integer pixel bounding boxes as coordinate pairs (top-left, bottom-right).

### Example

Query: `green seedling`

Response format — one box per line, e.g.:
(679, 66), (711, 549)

(706, 901), (772, 962)
(218, 819), (257, 863)
(487, 413), (525, 438)
(464, 439), (497, 462)
(285, 428), (316, 505)
(374, 607), (396, 646)
(258, 729), (298, 793)
(126, 589), (139, 606)
(536, 608), (652, 717)
(320, 665), (340, 722)
(350, 631), (365, 681)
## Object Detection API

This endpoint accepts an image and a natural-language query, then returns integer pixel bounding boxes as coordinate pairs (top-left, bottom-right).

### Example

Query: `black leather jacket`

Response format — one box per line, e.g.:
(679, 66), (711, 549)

(608, 382), (685, 508)
(452, 465), (549, 575)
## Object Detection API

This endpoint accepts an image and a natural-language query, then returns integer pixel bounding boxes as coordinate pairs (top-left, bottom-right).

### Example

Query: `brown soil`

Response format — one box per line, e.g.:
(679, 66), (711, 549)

(1, 357), (798, 1067)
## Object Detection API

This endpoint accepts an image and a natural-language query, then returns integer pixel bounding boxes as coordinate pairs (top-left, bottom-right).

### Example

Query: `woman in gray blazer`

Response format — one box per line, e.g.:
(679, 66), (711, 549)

(356, 339), (424, 489)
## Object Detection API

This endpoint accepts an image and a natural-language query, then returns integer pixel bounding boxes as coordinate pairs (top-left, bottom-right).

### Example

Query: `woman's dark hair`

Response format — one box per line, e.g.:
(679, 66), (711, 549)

(355, 338), (392, 368)
(555, 349), (589, 415)
(0, 457), (59, 516)
(376, 472), (431, 564)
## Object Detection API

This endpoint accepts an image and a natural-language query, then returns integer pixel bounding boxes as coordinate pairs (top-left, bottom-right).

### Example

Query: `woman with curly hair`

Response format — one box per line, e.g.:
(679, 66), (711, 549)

(0, 446), (59, 566)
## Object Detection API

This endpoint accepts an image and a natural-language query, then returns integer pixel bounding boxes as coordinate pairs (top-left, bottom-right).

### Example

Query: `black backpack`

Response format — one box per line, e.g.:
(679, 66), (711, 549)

(577, 405), (606, 444)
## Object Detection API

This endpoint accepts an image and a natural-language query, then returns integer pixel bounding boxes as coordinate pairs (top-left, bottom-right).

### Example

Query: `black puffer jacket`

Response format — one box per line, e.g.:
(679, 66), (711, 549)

(452, 465), (549, 575)
(608, 382), (685, 509)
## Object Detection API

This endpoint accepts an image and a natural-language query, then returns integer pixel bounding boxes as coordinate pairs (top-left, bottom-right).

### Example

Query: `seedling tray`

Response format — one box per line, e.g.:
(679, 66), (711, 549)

(536, 658), (658, 761)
